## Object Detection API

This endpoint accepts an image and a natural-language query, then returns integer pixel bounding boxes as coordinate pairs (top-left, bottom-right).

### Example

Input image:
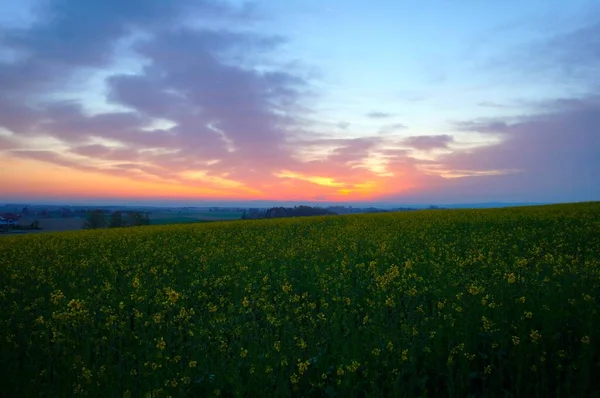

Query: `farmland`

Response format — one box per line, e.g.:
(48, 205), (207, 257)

(149, 210), (244, 225)
(1, 202), (599, 397)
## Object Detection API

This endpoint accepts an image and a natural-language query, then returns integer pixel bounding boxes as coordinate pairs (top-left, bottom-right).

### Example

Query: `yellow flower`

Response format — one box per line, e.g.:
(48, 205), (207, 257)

(296, 338), (307, 350)
(507, 273), (516, 284)
(468, 284), (482, 295)
(50, 290), (65, 305)
(297, 359), (310, 375)
(530, 330), (541, 343)
(240, 348), (248, 358)
(401, 349), (409, 361)
(346, 360), (360, 373)
(156, 337), (166, 350)
(336, 367), (344, 376)
(512, 336), (520, 345)
(282, 282), (292, 294)
(582, 336), (590, 344)
(164, 287), (180, 304)
(188, 361), (197, 368)
(386, 340), (394, 352)
(482, 316), (493, 332)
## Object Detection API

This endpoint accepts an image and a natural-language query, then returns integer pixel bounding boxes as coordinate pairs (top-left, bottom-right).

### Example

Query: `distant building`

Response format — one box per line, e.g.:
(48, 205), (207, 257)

(0, 213), (19, 226)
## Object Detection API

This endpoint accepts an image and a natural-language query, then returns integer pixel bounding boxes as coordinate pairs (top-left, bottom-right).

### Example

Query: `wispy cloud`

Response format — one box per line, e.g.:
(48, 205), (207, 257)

(378, 123), (408, 134)
(366, 111), (393, 119)
(402, 135), (454, 151)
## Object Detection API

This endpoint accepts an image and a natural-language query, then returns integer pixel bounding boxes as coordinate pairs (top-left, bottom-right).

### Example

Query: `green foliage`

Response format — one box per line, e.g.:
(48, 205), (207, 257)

(1, 202), (599, 397)
(109, 211), (123, 228)
(83, 210), (107, 229)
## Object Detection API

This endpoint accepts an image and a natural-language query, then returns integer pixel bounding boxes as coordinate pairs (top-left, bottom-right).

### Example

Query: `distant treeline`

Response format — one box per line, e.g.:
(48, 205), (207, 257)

(84, 210), (150, 229)
(241, 205), (337, 220)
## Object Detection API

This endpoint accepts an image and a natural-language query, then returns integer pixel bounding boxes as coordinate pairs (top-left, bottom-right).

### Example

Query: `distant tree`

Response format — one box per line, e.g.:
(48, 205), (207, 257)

(128, 211), (150, 226)
(260, 205), (337, 219)
(109, 211), (123, 228)
(84, 210), (107, 229)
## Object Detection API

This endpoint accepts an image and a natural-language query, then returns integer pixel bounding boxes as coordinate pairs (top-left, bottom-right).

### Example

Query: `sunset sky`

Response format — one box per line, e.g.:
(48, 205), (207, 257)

(0, 0), (598, 205)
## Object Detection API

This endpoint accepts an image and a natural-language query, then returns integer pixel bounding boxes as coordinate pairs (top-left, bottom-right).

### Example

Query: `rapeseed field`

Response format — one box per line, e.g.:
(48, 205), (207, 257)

(1, 203), (599, 397)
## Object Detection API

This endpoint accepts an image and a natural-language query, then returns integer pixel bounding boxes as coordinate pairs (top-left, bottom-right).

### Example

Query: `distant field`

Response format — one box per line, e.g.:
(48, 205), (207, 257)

(0, 211), (243, 235)
(1, 217), (86, 235)
(1, 203), (599, 396)
(149, 210), (243, 224)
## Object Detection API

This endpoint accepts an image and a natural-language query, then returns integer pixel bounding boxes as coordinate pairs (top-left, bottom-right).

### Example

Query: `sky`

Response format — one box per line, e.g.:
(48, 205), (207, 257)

(0, 0), (598, 205)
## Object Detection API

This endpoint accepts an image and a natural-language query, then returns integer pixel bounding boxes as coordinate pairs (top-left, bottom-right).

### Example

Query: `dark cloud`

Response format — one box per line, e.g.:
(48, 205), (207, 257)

(0, 0), (233, 96)
(0, 0), (315, 194)
(402, 135), (454, 151)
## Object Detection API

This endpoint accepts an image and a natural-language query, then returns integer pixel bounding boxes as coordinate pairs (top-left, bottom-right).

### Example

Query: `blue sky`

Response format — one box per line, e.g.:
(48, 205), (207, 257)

(0, 0), (598, 204)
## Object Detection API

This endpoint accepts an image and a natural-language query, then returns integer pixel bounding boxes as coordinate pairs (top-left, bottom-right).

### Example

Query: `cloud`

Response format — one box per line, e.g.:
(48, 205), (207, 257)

(1, 0), (598, 203)
(0, 0), (234, 97)
(432, 95), (600, 202)
(454, 119), (511, 135)
(537, 21), (600, 83)
(71, 144), (140, 161)
(378, 123), (407, 134)
(366, 111), (393, 119)
(401, 135), (454, 151)
(0, 134), (19, 150)
(483, 10), (600, 90)
(477, 101), (515, 109)
(0, 0), (317, 197)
